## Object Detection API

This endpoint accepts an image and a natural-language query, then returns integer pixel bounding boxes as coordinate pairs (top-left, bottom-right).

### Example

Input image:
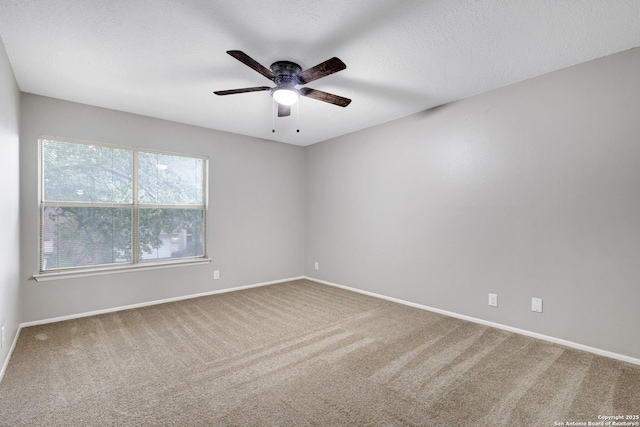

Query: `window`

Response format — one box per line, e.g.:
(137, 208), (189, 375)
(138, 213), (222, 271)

(39, 137), (207, 274)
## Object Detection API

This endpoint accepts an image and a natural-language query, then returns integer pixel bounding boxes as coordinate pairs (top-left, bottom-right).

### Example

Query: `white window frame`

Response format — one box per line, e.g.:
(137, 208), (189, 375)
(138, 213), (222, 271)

(33, 135), (211, 282)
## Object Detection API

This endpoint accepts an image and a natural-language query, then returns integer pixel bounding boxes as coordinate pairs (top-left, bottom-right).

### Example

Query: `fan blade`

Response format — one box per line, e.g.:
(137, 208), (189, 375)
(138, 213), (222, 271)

(214, 86), (271, 96)
(227, 50), (276, 81)
(278, 103), (291, 117)
(297, 57), (346, 84)
(299, 87), (351, 107)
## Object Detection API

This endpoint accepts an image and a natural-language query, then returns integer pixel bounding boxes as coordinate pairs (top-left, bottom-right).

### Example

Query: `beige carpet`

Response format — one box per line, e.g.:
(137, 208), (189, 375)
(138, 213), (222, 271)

(0, 279), (638, 426)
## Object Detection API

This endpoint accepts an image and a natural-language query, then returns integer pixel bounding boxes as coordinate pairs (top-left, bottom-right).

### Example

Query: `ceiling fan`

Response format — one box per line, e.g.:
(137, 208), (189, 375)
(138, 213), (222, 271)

(214, 50), (351, 117)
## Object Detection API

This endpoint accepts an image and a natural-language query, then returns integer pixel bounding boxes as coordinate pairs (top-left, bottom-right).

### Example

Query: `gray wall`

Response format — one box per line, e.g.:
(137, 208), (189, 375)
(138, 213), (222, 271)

(0, 37), (21, 369)
(20, 94), (305, 322)
(306, 47), (640, 359)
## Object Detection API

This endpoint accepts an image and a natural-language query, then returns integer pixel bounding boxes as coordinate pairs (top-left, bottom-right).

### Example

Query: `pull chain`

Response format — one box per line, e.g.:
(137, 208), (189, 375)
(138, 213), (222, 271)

(272, 99), (276, 133)
(271, 100), (301, 134)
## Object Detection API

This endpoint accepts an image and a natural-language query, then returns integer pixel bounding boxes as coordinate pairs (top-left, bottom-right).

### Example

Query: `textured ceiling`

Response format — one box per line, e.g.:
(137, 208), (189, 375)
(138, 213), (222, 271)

(1, 1), (639, 146)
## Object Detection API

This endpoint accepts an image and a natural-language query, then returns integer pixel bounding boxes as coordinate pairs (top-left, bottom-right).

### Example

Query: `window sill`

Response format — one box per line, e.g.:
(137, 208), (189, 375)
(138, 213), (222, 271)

(32, 258), (212, 282)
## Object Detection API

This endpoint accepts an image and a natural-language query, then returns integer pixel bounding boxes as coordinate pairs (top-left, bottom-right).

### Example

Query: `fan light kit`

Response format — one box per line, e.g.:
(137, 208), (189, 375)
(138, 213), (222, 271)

(272, 88), (299, 106)
(214, 51), (351, 127)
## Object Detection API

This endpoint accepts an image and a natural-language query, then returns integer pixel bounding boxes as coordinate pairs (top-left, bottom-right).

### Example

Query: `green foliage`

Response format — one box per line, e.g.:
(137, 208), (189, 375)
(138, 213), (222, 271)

(138, 208), (204, 258)
(138, 152), (204, 205)
(45, 207), (132, 268)
(43, 140), (133, 203)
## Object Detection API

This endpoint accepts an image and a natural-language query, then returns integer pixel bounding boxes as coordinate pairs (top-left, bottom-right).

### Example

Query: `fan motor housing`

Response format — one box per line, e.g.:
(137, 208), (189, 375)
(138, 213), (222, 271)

(270, 61), (301, 86)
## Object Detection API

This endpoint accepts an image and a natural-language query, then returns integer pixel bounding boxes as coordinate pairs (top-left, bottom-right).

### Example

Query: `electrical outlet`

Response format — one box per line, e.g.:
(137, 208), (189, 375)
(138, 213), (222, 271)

(314, 262), (319, 270)
(213, 270), (220, 280)
(488, 293), (498, 307)
(532, 298), (543, 313)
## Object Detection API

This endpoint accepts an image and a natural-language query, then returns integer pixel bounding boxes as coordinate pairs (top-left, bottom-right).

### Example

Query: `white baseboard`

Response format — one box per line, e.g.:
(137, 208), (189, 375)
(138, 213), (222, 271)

(20, 276), (305, 328)
(304, 276), (640, 366)
(0, 326), (22, 383)
(7, 273), (637, 385)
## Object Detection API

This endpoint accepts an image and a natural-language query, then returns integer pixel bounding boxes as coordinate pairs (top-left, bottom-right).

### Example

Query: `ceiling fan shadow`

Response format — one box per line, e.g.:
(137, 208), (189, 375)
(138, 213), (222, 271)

(179, 2), (266, 55)
(312, 0), (429, 53)
(335, 75), (433, 107)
